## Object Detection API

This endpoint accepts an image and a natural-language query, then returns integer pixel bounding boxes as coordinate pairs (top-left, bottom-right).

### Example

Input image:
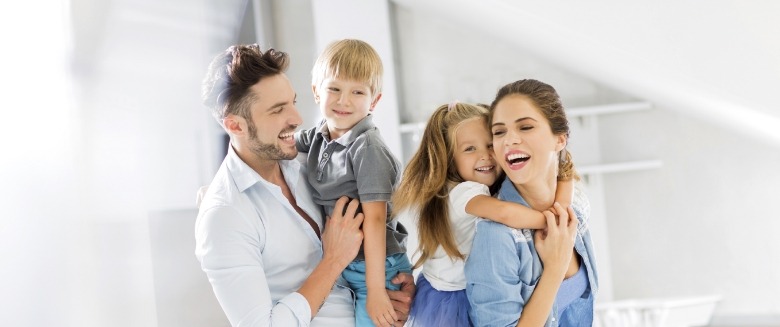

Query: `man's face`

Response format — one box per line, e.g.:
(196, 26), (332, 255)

(243, 73), (302, 161)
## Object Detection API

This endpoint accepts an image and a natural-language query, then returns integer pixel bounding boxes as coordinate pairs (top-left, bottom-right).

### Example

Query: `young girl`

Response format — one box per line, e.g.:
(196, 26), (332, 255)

(392, 102), (573, 327)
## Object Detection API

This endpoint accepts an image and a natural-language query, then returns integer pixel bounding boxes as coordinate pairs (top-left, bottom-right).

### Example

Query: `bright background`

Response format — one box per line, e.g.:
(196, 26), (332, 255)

(2, 0), (779, 326)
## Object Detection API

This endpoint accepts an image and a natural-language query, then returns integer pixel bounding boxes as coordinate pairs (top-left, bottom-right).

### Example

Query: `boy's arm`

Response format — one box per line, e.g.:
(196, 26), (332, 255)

(362, 201), (397, 326)
(465, 195), (546, 229)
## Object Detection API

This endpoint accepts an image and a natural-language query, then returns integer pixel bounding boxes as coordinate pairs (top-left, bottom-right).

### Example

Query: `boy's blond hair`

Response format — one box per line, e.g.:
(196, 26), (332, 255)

(311, 39), (383, 95)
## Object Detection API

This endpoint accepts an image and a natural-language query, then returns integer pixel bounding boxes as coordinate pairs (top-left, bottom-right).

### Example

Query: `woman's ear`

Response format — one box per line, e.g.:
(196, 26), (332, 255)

(555, 134), (567, 152)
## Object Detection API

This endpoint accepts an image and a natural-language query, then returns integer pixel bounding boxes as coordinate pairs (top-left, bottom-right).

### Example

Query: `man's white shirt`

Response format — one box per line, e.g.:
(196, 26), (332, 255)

(195, 146), (354, 326)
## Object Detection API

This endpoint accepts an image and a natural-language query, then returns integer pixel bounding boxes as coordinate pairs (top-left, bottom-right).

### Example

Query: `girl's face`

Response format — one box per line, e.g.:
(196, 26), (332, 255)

(490, 95), (566, 186)
(452, 117), (500, 186)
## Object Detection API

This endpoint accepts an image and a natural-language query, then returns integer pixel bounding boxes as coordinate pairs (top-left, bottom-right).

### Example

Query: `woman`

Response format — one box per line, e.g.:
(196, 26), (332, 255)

(464, 79), (599, 327)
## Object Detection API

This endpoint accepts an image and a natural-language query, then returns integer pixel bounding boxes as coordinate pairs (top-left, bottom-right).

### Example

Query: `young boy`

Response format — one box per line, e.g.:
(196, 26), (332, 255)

(295, 39), (412, 327)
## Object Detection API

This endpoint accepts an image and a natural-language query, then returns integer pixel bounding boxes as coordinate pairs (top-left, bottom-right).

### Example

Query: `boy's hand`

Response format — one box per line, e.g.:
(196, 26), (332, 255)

(367, 291), (398, 327)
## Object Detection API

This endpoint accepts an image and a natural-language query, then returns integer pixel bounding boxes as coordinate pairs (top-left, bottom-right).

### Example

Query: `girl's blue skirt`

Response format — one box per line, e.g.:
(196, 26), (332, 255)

(407, 274), (472, 327)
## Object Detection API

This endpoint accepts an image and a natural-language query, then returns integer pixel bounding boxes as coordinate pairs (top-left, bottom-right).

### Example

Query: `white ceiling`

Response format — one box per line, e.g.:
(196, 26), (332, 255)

(64, 0), (780, 146)
(391, 0), (780, 146)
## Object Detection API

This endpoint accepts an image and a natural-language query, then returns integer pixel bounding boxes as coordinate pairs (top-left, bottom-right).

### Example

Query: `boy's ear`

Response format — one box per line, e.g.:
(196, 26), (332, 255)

(369, 93), (383, 111)
(311, 85), (320, 103)
(222, 115), (245, 136)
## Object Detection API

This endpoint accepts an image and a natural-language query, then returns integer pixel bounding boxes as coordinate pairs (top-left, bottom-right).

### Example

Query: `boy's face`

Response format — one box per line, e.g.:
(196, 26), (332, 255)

(313, 76), (381, 140)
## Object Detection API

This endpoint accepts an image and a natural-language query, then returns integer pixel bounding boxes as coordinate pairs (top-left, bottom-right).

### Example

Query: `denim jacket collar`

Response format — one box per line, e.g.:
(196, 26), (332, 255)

(498, 177), (530, 207)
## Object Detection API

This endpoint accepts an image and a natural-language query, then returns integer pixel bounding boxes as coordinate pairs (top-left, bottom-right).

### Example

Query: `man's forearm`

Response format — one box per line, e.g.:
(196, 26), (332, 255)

(297, 256), (349, 317)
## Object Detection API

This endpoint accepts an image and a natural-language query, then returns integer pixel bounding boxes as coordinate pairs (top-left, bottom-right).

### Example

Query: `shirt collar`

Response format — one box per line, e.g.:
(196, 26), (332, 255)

(498, 177), (530, 207)
(318, 114), (376, 146)
(225, 144), (301, 193)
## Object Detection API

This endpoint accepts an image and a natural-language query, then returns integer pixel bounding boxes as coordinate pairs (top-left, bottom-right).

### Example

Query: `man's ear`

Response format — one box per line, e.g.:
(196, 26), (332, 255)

(222, 115), (245, 136)
(312, 85), (320, 103)
(369, 93), (383, 111)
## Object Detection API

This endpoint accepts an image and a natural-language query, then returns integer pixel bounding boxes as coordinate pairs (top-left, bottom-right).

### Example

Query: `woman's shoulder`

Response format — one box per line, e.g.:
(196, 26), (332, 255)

(474, 219), (535, 249)
(572, 183), (592, 228)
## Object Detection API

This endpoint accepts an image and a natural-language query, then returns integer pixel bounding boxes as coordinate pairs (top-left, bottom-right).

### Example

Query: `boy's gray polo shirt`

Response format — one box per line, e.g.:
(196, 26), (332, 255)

(296, 114), (407, 260)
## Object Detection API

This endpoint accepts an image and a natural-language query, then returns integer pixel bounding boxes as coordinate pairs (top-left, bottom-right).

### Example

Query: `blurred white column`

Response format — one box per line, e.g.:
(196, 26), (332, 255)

(310, 0), (403, 157)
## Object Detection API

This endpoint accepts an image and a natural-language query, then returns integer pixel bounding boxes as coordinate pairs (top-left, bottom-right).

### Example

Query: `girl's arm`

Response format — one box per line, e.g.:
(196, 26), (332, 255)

(465, 179), (573, 230)
(553, 179), (573, 211)
(465, 195), (546, 229)
(362, 201), (397, 327)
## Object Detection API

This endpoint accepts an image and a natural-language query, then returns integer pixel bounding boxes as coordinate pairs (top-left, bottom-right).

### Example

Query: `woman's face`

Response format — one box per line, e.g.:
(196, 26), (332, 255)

(490, 94), (566, 185)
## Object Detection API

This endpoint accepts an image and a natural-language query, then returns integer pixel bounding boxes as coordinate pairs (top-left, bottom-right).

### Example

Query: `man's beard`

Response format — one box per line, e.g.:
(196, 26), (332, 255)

(247, 120), (297, 161)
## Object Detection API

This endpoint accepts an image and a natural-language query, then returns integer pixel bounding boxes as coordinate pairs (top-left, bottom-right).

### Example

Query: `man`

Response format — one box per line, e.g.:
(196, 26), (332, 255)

(195, 44), (414, 326)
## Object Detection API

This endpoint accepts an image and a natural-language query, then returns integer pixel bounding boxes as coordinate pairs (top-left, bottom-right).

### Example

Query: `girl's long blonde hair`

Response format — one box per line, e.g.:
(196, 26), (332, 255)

(393, 103), (492, 269)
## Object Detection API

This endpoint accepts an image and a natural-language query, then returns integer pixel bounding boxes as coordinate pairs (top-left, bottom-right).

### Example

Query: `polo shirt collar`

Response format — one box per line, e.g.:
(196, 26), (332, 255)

(317, 114), (376, 146)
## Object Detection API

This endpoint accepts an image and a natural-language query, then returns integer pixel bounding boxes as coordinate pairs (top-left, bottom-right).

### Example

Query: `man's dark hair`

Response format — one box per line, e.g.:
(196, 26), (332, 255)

(201, 44), (290, 124)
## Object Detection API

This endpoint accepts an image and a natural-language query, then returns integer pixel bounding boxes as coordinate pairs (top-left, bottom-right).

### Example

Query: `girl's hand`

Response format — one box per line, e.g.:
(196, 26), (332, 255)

(534, 202), (577, 278)
(367, 291), (398, 327)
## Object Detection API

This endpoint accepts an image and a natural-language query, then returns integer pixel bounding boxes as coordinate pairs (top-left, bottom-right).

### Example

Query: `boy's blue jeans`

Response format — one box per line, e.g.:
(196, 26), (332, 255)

(342, 252), (413, 327)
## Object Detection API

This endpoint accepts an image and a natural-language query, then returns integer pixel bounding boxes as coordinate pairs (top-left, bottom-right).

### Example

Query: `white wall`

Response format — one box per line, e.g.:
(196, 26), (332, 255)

(600, 108), (780, 318)
(1, 0), (248, 325)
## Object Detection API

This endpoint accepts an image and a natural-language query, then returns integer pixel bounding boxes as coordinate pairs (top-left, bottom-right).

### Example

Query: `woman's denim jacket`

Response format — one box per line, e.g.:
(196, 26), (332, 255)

(465, 178), (599, 327)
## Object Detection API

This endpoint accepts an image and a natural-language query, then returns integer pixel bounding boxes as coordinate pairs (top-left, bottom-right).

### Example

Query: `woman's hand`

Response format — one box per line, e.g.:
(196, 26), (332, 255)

(321, 197), (364, 268)
(534, 202), (577, 278)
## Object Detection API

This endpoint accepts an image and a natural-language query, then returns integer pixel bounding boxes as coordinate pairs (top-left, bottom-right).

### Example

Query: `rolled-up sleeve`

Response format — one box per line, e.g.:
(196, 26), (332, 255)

(295, 127), (317, 153)
(195, 205), (312, 326)
(465, 221), (528, 327)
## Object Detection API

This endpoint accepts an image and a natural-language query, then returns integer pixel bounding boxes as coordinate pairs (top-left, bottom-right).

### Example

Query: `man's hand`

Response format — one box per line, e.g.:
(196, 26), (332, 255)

(387, 272), (416, 324)
(321, 197), (364, 268)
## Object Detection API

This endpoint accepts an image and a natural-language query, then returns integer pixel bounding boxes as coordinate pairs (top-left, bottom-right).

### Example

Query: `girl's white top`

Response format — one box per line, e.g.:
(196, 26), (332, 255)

(421, 181), (489, 291)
